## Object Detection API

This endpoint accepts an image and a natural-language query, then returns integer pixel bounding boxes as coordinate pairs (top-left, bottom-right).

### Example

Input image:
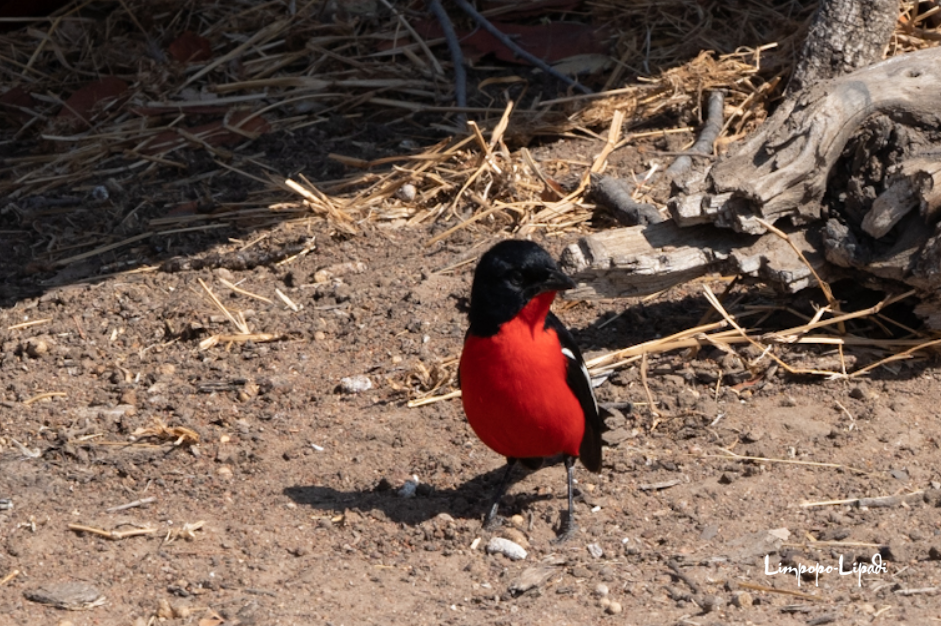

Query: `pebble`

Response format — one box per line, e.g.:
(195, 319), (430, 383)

(157, 599), (173, 619)
(732, 591), (753, 607)
(502, 527), (530, 549)
(700, 594), (723, 612)
(593, 583), (609, 597)
(24, 582), (103, 610)
(25, 338), (48, 358)
(486, 537), (527, 561)
(848, 385), (872, 400)
(605, 601), (622, 615)
(398, 477), (419, 498)
(339, 375), (372, 394)
(587, 543), (604, 558)
(395, 183), (417, 202)
(743, 427), (764, 442)
(314, 331), (326, 341)
(509, 514), (526, 529)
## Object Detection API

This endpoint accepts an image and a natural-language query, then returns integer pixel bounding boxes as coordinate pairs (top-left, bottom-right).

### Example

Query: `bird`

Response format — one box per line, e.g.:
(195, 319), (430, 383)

(459, 239), (602, 540)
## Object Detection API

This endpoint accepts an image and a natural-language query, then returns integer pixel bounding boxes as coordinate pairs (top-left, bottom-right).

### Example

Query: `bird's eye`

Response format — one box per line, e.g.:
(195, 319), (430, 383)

(507, 270), (523, 286)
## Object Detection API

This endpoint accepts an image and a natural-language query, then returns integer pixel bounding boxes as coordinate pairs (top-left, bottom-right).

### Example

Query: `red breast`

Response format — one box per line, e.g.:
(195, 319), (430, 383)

(459, 291), (585, 459)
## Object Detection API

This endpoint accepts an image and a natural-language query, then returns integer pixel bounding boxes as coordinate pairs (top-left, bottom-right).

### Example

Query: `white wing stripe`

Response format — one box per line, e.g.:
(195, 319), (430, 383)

(561, 347), (598, 414)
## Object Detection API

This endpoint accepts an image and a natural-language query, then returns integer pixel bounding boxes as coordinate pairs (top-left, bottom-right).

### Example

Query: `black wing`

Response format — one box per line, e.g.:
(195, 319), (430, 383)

(545, 312), (602, 473)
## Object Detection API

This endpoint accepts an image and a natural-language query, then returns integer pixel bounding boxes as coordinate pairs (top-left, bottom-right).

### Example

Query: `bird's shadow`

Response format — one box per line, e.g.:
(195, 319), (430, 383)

(284, 465), (554, 525)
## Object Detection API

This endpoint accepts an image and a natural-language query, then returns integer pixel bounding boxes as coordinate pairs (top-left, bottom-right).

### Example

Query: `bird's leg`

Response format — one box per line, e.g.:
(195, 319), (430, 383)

(554, 456), (578, 543)
(484, 458), (517, 529)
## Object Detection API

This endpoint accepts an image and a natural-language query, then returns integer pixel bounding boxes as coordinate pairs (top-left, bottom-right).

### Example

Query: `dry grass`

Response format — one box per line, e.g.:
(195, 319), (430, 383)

(2, 0), (940, 401)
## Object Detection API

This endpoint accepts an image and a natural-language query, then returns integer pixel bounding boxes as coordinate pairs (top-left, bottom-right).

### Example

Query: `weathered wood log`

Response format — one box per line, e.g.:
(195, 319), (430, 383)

(862, 156), (941, 238)
(560, 221), (825, 299)
(572, 46), (941, 329)
(669, 46), (941, 235)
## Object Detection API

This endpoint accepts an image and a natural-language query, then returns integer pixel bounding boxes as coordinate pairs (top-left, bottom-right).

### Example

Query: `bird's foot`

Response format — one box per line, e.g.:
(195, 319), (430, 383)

(551, 511), (577, 544)
(483, 511), (504, 531)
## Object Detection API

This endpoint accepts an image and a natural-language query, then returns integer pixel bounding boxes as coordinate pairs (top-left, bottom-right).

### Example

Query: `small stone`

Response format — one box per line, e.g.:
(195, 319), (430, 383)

(676, 388), (701, 408)
(24, 582), (103, 610)
(132, 618), (148, 626)
(602, 427), (633, 446)
(157, 599), (174, 619)
(732, 591), (753, 607)
(880, 540), (907, 562)
(587, 543), (604, 558)
(718, 472), (735, 485)
(848, 386), (870, 400)
(593, 583), (609, 597)
(605, 601), (622, 615)
(502, 528), (530, 549)
(216, 466), (233, 478)
(314, 331), (326, 341)
(743, 427), (764, 443)
(395, 183), (417, 202)
(172, 604), (191, 618)
(700, 524), (719, 541)
(120, 390), (137, 405)
(486, 537), (527, 561)
(700, 594), (723, 612)
(780, 395), (797, 407)
(924, 489), (941, 507)
(157, 363), (176, 377)
(25, 338), (48, 358)
(509, 514), (526, 529)
(398, 477), (419, 498)
(338, 375), (372, 394)
(928, 546), (941, 560)
(598, 597), (611, 608)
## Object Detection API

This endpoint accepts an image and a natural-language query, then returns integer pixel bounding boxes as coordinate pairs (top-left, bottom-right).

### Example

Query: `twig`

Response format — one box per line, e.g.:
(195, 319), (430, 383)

(667, 560), (702, 595)
(450, 0), (591, 94)
(666, 90), (724, 176)
(425, 0), (467, 116)
(105, 496), (156, 513)
(407, 389), (462, 408)
(894, 587), (938, 596)
(198, 332), (282, 350)
(639, 479), (682, 491)
(6, 318), (52, 331)
(706, 449), (877, 476)
(22, 391), (66, 405)
(381, 0), (444, 76)
(0, 570), (19, 586)
(198, 278), (249, 334)
(68, 523), (159, 540)
(218, 278), (274, 304)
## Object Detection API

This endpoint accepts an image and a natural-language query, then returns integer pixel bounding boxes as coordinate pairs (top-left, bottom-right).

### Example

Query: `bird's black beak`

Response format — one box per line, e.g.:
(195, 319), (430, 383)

(539, 269), (577, 293)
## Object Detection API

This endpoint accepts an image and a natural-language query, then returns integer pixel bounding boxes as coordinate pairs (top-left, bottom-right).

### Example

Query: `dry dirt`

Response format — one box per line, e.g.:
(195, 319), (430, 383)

(2, 136), (941, 626)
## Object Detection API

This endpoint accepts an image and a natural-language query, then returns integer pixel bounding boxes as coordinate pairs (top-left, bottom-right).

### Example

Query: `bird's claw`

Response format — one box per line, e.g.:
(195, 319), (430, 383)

(551, 511), (577, 543)
(483, 512), (505, 531)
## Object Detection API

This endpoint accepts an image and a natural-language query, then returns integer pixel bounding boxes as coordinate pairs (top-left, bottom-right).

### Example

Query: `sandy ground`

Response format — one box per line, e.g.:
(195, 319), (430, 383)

(2, 200), (941, 626)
